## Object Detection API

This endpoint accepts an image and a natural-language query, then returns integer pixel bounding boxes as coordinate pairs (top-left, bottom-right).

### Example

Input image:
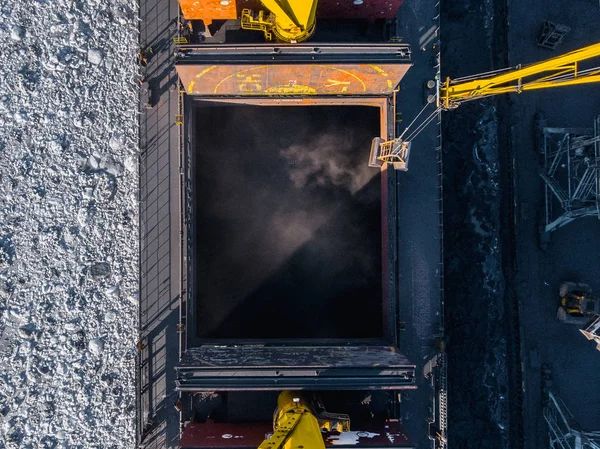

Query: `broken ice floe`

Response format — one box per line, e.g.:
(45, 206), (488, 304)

(0, 0), (139, 446)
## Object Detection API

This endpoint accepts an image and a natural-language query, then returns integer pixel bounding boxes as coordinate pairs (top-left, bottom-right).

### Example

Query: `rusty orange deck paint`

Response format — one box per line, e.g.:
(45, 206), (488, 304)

(178, 0), (403, 21)
(177, 63), (410, 96)
(179, 0), (238, 22)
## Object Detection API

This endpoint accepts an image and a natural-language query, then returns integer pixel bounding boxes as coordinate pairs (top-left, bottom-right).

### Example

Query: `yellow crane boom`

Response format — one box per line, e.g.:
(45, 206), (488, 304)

(241, 0), (318, 43)
(440, 41), (600, 109)
(375, 41), (600, 170)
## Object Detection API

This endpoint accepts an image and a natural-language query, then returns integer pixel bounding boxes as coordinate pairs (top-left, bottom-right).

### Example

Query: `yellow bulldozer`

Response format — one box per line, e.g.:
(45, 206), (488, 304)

(557, 281), (599, 324)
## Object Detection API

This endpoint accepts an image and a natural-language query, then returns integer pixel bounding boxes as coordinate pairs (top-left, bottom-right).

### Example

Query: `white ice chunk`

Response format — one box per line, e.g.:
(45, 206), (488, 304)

(87, 48), (103, 65)
(89, 338), (104, 355)
(11, 26), (25, 41)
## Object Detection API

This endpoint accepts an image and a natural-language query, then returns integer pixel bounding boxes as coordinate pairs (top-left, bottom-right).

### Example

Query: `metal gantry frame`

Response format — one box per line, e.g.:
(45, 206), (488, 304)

(544, 391), (600, 449)
(540, 116), (600, 234)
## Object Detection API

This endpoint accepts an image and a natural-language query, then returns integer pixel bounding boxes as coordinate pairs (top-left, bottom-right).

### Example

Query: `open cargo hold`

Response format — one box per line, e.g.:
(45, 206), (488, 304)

(179, 44), (412, 347)
(190, 104), (383, 341)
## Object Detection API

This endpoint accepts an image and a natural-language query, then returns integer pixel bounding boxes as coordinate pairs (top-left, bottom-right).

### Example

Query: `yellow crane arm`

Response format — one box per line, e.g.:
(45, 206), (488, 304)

(374, 42), (600, 171)
(440, 42), (600, 108)
(241, 0), (318, 43)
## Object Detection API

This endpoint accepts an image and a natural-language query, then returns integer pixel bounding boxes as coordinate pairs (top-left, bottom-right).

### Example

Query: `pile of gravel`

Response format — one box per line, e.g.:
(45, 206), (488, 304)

(0, 0), (139, 447)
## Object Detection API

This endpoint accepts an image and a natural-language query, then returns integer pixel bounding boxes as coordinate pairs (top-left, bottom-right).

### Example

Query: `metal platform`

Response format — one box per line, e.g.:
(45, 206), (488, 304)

(537, 21), (571, 50)
(176, 346), (416, 391)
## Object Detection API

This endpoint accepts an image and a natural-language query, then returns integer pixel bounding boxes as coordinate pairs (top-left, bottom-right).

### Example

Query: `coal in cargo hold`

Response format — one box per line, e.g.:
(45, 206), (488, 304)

(188, 104), (385, 341)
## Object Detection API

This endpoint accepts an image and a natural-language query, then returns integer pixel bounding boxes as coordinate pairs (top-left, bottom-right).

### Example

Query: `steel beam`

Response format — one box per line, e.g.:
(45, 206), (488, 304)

(176, 345), (416, 391)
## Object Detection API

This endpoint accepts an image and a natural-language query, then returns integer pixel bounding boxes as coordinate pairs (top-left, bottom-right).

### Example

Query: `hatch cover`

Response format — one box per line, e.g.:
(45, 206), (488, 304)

(176, 44), (411, 97)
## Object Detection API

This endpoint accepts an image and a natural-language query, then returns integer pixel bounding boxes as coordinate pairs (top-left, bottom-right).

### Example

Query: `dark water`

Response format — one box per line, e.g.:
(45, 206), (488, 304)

(441, 0), (513, 445)
(191, 105), (383, 339)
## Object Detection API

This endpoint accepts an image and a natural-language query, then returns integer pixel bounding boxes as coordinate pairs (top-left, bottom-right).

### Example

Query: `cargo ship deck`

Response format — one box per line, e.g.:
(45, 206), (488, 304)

(138, 1), (444, 448)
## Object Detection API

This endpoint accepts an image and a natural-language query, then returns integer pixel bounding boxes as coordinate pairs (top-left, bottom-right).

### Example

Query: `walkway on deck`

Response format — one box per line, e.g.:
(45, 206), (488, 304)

(138, 0), (181, 447)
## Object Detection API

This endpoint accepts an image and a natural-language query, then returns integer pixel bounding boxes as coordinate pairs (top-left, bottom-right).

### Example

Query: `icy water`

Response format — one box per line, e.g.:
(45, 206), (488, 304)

(0, 1), (138, 447)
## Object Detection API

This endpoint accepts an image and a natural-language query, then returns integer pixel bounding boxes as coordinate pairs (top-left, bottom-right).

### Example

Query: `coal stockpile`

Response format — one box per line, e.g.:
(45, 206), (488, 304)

(191, 105), (383, 340)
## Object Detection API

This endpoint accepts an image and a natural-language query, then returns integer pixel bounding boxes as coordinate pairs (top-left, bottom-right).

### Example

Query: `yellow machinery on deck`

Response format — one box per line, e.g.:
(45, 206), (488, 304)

(177, 0), (318, 43)
(374, 42), (600, 169)
(258, 392), (350, 449)
(557, 282), (599, 324)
